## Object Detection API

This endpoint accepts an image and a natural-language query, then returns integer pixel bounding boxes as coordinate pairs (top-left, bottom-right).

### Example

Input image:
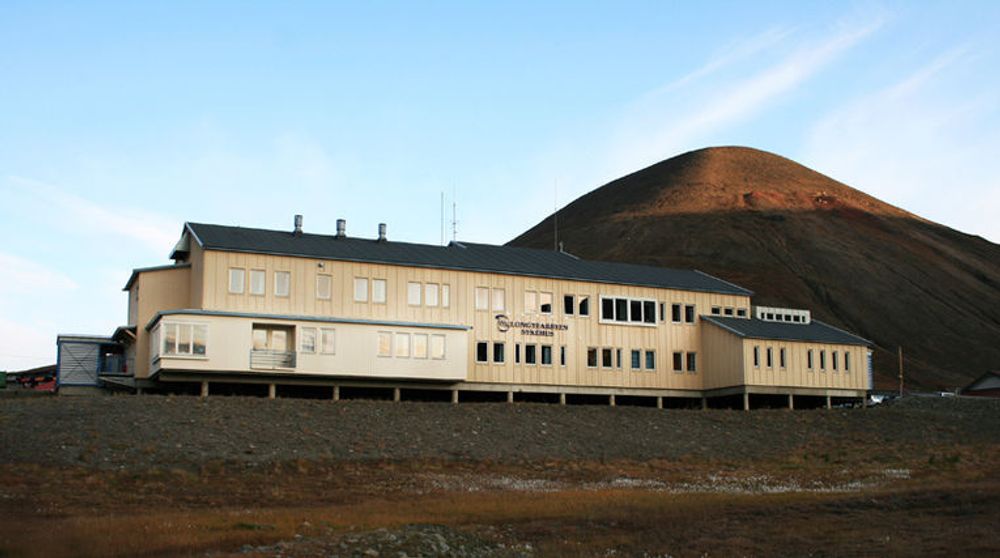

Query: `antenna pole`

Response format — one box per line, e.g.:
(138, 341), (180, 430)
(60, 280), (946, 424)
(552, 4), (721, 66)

(451, 187), (457, 241)
(440, 191), (445, 246)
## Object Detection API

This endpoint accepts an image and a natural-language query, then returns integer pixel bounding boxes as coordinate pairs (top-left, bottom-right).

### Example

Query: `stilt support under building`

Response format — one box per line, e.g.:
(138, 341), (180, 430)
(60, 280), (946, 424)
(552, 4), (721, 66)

(787, 394), (794, 410)
(825, 395), (832, 409)
(559, 393), (566, 405)
(268, 383), (276, 400)
(743, 392), (750, 411)
(451, 389), (459, 404)
(332, 385), (340, 401)
(393, 387), (401, 402)
(507, 391), (514, 403)
(609, 394), (616, 407)
(701, 397), (708, 410)
(656, 396), (663, 410)
(200, 381), (209, 398)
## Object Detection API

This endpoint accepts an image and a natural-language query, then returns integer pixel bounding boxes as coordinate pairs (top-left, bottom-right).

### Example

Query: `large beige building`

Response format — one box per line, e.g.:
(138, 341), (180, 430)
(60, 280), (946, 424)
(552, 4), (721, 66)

(58, 217), (872, 408)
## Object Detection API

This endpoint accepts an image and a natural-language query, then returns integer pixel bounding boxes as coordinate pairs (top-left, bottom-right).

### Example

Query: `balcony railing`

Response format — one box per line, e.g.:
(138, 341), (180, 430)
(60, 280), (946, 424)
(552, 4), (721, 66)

(250, 350), (297, 370)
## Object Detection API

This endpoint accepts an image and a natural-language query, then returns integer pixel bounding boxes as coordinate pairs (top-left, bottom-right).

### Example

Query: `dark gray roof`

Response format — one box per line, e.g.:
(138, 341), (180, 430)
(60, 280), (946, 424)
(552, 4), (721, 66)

(703, 316), (871, 346)
(182, 222), (752, 296)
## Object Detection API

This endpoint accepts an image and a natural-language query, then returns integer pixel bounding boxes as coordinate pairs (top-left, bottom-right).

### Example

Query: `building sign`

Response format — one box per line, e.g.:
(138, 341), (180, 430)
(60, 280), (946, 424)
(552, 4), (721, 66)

(495, 314), (569, 337)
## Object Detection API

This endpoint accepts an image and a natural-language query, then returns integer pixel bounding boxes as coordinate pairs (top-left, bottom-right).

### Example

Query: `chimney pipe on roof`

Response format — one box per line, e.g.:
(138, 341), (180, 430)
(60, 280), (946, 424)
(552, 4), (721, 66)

(293, 214), (303, 236)
(336, 219), (346, 238)
(378, 223), (387, 242)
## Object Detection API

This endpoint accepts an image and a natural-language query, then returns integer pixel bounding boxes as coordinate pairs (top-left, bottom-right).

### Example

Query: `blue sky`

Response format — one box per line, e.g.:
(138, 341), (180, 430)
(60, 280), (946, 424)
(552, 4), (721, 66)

(2, 1), (999, 370)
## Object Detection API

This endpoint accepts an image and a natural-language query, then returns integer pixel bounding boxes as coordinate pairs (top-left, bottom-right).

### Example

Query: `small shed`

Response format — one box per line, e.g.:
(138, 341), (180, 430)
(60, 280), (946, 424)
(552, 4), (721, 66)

(960, 371), (1000, 398)
(56, 335), (123, 390)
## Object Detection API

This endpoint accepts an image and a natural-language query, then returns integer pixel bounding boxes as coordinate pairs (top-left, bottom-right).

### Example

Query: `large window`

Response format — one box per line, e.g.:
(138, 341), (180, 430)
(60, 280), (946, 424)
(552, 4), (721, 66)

(354, 277), (368, 302)
(372, 279), (387, 303)
(316, 274), (332, 300)
(408, 282), (422, 306)
(228, 268), (245, 294)
(275, 271), (290, 297)
(599, 296), (657, 324)
(161, 323), (207, 357)
(250, 269), (266, 296)
(832, 351), (839, 371)
(820, 350), (827, 370)
(301, 327), (317, 353)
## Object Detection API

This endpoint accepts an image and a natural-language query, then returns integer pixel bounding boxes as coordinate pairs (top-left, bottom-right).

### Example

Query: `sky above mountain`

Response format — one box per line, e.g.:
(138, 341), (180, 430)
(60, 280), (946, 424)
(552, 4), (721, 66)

(2, 1), (999, 369)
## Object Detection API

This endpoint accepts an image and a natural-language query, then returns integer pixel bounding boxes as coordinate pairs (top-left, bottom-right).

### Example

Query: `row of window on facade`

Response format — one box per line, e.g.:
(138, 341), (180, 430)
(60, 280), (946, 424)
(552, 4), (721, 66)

(752, 345), (851, 372)
(710, 306), (749, 318)
(377, 331), (447, 359)
(156, 322), (208, 358)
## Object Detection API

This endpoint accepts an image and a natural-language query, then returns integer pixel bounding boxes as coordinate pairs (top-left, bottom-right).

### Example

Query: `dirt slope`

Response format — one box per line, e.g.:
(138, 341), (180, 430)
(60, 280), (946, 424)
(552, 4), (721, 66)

(510, 146), (1000, 389)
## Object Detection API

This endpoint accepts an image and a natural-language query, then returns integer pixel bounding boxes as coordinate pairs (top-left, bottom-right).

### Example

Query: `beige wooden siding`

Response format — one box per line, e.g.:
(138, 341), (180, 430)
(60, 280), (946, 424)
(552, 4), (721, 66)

(701, 322), (746, 389)
(742, 339), (868, 390)
(196, 249), (751, 390)
(132, 267), (192, 379)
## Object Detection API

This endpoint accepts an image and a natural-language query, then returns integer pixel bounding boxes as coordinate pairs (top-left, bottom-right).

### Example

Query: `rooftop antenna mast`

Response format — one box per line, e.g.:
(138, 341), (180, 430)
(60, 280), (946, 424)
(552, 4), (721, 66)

(451, 186), (458, 241)
(440, 191), (445, 246)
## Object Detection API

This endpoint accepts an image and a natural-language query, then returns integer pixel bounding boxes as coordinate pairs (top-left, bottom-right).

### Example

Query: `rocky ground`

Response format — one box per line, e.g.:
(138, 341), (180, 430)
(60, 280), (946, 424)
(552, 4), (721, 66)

(1, 394), (998, 557)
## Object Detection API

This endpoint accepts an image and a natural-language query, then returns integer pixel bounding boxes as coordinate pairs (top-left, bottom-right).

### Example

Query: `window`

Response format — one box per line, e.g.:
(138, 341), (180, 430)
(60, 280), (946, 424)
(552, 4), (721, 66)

(476, 341), (488, 363)
(832, 351), (839, 371)
(525, 291), (537, 313)
(301, 327), (317, 353)
(686, 352), (697, 373)
(275, 271), (290, 297)
(673, 351), (683, 372)
(780, 348), (787, 369)
(766, 347), (773, 368)
(252, 328), (268, 350)
(441, 284), (450, 307)
(541, 345), (552, 365)
(320, 328), (336, 354)
(493, 342), (505, 363)
(807, 349), (814, 370)
(711, 306), (721, 315)
(407, 282), (422, 306)
(737, 308), (748, 318)
(515, 344), (521, 364)
(316, 274), (332, 300)
(395, 333), (410, 358)
(564, 295), (575, 315)
(724, 308), (734, 316)
(525, 344), (537, 365)
(631, 350), (641, 370)
(354, 277), (368, 302)
(492, 288), (504, 311)
(372, 279), (387, 303)
(161, 323), (207, 357)
(600, 296), (657, 324)
(250, 269), (266, 296)
(228, 268), (245, 294)
(602, 348), (613, 368)
(430, 335), (445, 359)
(586, 347), (598, 368)
(475, 287), (489, 310)
(413, 334), (428, 359)
(560, 346), (566, 366)
(377, 332), (392, 357)
(659, 303), (665, 322)
(845, 352), (851, 372)
(616, 348), (622, 369)
(684, 305), (696, 323)
(753, 346), (760, 367)
(539, 292), (553, 314)
(645, 350), (656, 371)
(425, 283), (439, 307)
(579, 297), (590, 316)
(671, 303), (682, 322)
(820, 350), (827, 370)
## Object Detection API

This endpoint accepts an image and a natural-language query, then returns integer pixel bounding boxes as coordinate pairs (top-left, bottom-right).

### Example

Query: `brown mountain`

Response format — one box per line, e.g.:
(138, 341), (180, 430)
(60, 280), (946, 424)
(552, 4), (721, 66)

(510, 146), (1000, 390)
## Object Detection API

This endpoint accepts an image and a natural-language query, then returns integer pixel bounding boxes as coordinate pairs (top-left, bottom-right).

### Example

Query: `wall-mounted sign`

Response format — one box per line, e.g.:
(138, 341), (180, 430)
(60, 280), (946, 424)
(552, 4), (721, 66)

(495, 314), (569, 337)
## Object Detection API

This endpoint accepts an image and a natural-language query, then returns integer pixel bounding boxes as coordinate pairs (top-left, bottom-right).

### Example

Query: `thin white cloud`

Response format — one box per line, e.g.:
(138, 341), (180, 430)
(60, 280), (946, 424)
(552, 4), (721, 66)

(607, 15), (886, 176)
(0, 252), (78, 294)
(6, 176), (179, 253)
(801, 47), (1000, 242)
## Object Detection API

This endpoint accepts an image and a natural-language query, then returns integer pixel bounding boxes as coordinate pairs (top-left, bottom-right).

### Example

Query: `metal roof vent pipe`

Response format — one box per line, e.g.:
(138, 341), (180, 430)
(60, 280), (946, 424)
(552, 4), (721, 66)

(378, 223), (387, 242)
(336, 219), (346, 238)
(293, 214), (303, 236)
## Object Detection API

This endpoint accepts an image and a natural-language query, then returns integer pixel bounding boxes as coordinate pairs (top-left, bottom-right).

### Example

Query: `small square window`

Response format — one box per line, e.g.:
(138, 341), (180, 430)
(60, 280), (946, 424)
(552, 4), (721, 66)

(250, 269), (266, 296)
(673, 351), (683, 372)
(372, 279), (387, 303)
(316, 274), (332, 300)
(586, 347), (597, 368)
(541, 345), (552, 365)
(564, 294), (575, 315)
(353, 277), (368, 302)
(645, 350), (656, 371)
(493, 342), (505, 363)
(408, 282), (422, 306)
(684, 305), (696, 323)
(228, 268), (245, 294)
(475, 287), (489, 310)
(425, 283), (439, 307)
(301, 327), (317, 353)
(377, 332), (392, 357)
(525, 344), (537, 365)
(602, 348), (613, 368)
(320, 328), (336, 354)
(413, 334), (428, 359)
(395, 333), (410, 358)
(540, 292), (553, 314)
(686, 352), (697, 373)
(492, 288), (505, 311)
(430, 335), (446, 359)
(631, 350), (641, 369)
(274, 271), (290, 297)
(476, 341), (488, 363)
(579, 297), (590, 316)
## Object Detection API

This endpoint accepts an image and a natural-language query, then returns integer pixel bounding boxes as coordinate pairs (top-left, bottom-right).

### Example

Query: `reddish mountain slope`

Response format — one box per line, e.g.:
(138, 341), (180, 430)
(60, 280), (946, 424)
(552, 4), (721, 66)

(510, 146), (1000, 390)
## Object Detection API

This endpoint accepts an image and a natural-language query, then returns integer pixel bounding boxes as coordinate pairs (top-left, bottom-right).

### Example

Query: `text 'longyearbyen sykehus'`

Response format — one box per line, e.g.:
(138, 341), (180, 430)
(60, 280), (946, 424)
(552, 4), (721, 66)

(57, 216), (873, 409)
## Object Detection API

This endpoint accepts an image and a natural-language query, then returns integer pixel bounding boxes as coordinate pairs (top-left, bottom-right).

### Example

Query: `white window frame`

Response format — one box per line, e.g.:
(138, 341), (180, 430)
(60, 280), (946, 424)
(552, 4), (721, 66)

(316, 274), (332, 300)
(413, 333), (428, 359)
(539, 291), (553, 315)
(159, 322), (208, 359)
(492, 288), (505, 311)
(320, 328), (336, 354)
(395, 333), (410, 358)
(475, 341), (489, 363)
(524, 291), (537, 314)
(300, 327), (317, 354)
(228, 268), (245, 294)
(274, 271), (290, 297)
(475, 287), (489, 311)
(249, 269), (266, 296)
(353, 277), (368, 302)
(431, 334), (446, 360)
(407, 282), (422, 306)
(377, 331), (393, 357)
(372, 278), (387, 304)
(440, 284), (450, 308)
(598, 295), (659, 327)
(425, 283), (439, 307)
